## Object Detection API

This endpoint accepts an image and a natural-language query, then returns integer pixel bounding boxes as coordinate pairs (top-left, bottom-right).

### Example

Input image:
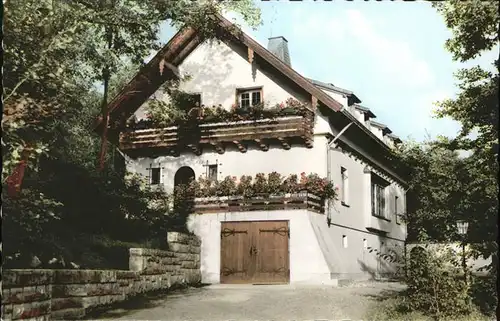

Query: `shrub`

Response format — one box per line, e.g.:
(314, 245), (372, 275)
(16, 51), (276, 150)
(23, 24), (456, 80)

(470, 274), (497, 316)
(372, 245), (474, 320)
(171, 182), (196, 231)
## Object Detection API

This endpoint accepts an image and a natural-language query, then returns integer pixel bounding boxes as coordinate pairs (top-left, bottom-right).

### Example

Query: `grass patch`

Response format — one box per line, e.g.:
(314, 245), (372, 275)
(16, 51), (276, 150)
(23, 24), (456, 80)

(4, 232), (161, 270)
(365, 296), (494, 321)
(66, 234), (158, 269)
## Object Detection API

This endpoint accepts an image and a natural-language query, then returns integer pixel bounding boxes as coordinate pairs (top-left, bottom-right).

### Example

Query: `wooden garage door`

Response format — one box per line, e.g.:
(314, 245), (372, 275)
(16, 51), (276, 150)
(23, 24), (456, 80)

(220, 221), (289, 284)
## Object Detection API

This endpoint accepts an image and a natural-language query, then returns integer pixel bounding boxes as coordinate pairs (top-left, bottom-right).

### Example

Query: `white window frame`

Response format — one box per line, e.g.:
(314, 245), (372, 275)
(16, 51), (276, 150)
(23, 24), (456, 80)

(371, 174), (389, 220)
(237, 88), (262, 108)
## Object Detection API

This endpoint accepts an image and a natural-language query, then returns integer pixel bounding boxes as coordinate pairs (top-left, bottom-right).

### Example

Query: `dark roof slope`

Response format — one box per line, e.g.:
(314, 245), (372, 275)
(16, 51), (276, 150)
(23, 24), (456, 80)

(353, 104), (376, 118)
(307, 78), (362, 105)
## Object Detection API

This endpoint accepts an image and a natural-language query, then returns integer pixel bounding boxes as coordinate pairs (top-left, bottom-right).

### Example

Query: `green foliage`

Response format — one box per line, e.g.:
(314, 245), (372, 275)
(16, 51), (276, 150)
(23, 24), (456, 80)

(400, 0), (500, 275)
(3, 0), (261, 268)
(395, 141), (466, 242)
(372, 245), (476, 320)
(406, 247), (472, 318)
(470, 274), (498, 316)
(433, 1), (499, 62)
(367, 296), (492, 321)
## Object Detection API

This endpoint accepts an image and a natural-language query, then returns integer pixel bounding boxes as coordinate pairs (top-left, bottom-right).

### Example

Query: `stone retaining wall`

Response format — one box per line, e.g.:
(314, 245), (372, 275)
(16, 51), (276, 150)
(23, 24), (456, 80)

(1, 232), (201, 320)
(407, 242), (493, 273)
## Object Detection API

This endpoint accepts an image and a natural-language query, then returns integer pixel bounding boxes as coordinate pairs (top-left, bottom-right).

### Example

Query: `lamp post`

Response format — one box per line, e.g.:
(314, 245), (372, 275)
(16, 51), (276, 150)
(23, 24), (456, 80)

(456, 220), (469, 283)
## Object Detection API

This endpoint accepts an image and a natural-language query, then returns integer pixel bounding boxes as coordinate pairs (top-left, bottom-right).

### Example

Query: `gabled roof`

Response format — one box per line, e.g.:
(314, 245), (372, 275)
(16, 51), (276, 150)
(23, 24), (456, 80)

(307, 78), (362, 105)
(353, 104), (376, 118)
(93, 14), (405, 183)
(370, 120), (392, 134)
(94, 15), (346, 132)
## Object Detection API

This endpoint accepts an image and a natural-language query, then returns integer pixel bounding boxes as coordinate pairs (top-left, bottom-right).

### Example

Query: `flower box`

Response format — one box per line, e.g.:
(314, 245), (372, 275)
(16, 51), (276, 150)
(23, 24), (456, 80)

(193, 192), (324, 214)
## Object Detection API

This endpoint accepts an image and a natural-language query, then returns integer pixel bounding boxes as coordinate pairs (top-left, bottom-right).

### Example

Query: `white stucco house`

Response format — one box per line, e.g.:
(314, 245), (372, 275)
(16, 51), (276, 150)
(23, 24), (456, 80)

(95, 15), (408, 285)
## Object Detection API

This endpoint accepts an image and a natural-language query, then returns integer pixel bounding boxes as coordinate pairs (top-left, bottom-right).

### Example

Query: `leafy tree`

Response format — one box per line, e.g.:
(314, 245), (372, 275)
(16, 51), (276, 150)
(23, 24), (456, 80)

(396, 140), (467, 242)
(2, 0), (261, 267)
(3, 0), (262, 174)
(432, 0), (498, 269)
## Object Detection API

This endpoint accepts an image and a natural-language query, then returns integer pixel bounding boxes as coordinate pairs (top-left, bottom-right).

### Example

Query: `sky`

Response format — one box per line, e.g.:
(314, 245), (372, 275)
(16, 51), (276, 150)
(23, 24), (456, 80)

(156, 1), (498, 142)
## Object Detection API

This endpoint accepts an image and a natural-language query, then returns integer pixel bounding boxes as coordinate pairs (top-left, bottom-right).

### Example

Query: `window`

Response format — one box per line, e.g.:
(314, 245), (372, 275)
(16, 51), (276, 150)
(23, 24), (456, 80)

(340, 167), (348, 205)
(208, 164), (218, 181)
(150, 167), (161, 185)
(237, 88), (262, 108)
(371, 175), (388, 219)
(342, 235), (348, 248)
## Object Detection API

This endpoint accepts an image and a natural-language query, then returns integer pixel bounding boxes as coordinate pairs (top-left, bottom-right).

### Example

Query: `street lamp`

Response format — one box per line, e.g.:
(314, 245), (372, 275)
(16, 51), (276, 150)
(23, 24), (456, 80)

(456, 220), (469, 283)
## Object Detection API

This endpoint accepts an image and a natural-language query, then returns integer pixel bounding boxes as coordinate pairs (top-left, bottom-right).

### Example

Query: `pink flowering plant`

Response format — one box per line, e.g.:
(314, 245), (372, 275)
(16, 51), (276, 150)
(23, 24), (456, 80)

(253, 173), (268, 196)
(298, 173), (336, 200)
(189, 177), (214, 198)
(216, 176), (238, 196)
(267, 172), (283, 195)
(281, 174), (299, 193)
(190, 172), (337, 201)
(237, 175), (254, 198)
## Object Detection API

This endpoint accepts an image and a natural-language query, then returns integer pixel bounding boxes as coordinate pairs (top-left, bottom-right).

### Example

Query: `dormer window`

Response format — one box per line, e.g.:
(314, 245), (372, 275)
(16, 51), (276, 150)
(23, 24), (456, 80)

(237, 87), (262, 108)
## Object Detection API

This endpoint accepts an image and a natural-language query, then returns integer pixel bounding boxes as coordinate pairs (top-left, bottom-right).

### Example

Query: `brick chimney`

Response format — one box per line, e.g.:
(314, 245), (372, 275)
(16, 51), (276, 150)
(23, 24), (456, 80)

(267, 36), (291, 67)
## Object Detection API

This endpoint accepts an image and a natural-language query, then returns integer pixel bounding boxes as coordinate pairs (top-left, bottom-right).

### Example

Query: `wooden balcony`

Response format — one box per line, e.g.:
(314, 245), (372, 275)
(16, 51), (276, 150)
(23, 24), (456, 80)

(193, 192), (325, 214)
(119, 115), (313, 155)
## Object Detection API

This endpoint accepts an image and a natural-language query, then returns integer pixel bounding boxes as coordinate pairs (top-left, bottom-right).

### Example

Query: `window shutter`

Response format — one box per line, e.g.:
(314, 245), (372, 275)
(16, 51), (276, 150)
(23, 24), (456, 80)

(146, 164), (152, 185)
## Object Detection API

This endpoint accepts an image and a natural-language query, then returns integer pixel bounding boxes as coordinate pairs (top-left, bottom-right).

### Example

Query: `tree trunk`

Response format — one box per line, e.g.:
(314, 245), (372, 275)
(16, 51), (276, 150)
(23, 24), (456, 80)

(97, 10), (114, 171)
(98, 67), (110, 171)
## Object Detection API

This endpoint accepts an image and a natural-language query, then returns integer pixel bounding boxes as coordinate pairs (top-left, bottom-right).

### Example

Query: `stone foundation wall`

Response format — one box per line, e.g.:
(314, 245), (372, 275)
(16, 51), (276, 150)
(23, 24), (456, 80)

(1, 232), (201, 320)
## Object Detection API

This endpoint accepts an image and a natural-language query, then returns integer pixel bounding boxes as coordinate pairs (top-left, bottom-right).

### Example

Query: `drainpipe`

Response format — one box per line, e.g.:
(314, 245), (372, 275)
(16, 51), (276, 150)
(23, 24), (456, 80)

(326, 121), (354, 223)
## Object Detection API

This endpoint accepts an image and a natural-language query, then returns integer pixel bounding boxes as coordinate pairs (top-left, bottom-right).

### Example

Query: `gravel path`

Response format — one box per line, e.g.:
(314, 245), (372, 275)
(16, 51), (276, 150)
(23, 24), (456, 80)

(90, 281), (405, 321)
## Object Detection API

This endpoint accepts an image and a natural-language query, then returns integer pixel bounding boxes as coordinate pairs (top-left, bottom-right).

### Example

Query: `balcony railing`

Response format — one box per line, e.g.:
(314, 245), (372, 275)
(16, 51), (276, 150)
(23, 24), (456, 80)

(193, 192), (325, 214)
(119, 115), (313, 154)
